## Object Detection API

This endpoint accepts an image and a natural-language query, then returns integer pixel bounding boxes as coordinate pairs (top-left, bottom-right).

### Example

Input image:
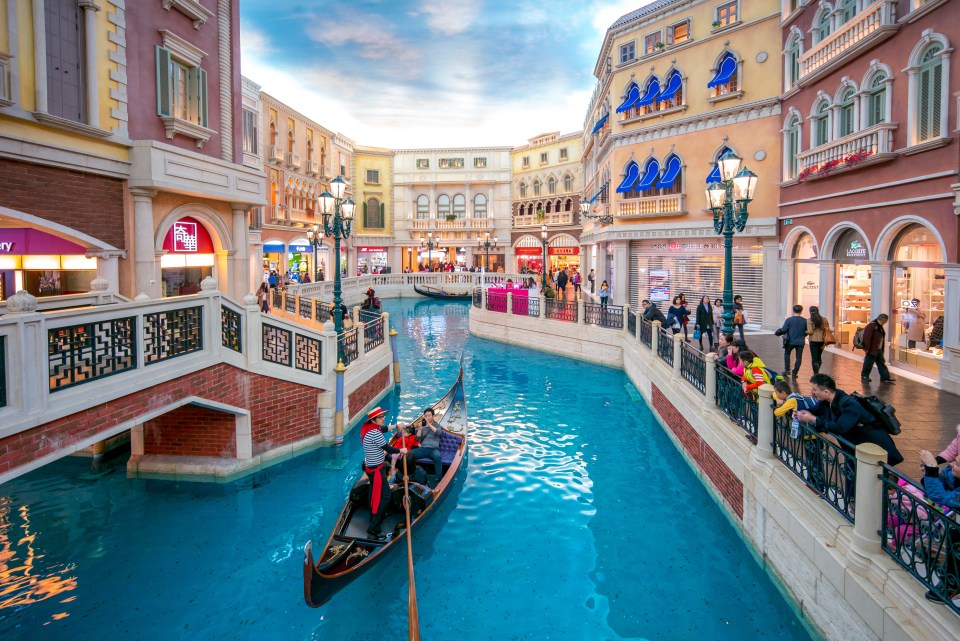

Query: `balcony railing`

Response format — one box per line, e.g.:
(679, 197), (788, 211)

(544, 299), (577, 322)
(409, 217), (494, 231)
(513, 211), (574, 227)
(307, 160), (320, 176)
(798, 0), (896, 81)
(797, 122), (897, 177)
(680, 342), (706, 395)
(617, 194), (684, 218)
(716, 364), (758, 439)
(656, 327), (674, 367)
(287, 152), (301, 170)
(583, 303), (624, 329)
(268, 145), (282, 164)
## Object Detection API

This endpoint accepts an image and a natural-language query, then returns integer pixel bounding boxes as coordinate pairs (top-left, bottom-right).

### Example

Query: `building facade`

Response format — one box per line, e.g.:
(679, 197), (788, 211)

(352, 146), (395, 275)
(579, 0), (782, 327)
(777, 0), (959, 386)
(392, 148), (512, 272)
(510, 132), (584, 275)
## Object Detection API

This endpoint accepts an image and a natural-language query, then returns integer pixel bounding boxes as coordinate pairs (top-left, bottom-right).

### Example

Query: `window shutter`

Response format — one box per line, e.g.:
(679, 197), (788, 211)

(197, 67), (208, 127)
(666, 25), (674, 45)
(156, 46), (173, 117)
(931, 62), (942, 138)
(919, 68), (931, 140)
(380, 203), (385, 227)
(363, 201), (368, 221)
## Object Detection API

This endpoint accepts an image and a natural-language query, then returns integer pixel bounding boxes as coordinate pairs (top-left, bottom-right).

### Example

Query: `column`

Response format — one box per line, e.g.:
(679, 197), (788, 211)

(781, 258), (794, 321)
(88, 250), (123, 294)
(817, 260), (837, 325)
(611, 240), (628, 306)
(249, 226), (263, 291)
(31, 0), (47, 113)
(389, 246), (402, 274)
(849, 443), (887, 568)
(429, 183), (437, 219)
(231, 204), (251, 301)
(755, 384), (775, 458)
(761, 238), (780, 329)
(131, 189), (159, 298)
(79, 1), (100, 128)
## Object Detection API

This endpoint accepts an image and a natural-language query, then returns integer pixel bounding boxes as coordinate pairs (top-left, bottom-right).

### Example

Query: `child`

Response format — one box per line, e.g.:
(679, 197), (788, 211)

(773, 380), (818, 419)
(389, 424), (420, 483)
(599, 280), (610, 307)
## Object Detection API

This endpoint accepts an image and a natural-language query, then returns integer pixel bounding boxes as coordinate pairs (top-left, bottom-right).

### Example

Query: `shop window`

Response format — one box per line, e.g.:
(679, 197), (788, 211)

(891, 224), (945, 371)
(793, 233), (820, 311)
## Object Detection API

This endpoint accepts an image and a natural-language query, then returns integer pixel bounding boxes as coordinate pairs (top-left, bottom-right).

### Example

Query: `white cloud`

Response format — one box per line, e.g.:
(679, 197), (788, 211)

(308, 11), (421, 71)
(240, 22), (273, 56)
(416, 0), (481, 36)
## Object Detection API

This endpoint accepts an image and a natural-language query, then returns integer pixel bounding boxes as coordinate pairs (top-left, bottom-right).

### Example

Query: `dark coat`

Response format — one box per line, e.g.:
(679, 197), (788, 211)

(810, 390), (903, 465)
(695, 303), (713, 329)
(644, 303), (667, 325)
(862, 320), (886, 356)
(778, 315), (808, 347)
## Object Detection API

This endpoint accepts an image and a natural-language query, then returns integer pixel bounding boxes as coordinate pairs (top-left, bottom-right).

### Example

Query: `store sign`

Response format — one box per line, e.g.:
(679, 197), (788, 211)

(162, 217), (214, 254)
(652, 241), (731, 253)
(0, 242), (13, 252)
(845, 240), (867, 258)
(358, 247), (387, 253)
(0, 228), (89, 255)
(289, 244), (311, 253)
(649, 269), (669, 278)
(548, 247), (580, 256)
(515, 247), (543, 256)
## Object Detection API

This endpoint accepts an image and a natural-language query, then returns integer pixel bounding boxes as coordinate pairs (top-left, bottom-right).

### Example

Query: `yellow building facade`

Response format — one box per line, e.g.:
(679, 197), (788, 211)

(352, 146), (395, 274)
(581, 0), (782, 328)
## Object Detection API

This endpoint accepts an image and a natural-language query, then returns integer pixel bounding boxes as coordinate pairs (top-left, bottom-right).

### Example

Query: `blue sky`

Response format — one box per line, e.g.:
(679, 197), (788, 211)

(240, 0), (656, 148)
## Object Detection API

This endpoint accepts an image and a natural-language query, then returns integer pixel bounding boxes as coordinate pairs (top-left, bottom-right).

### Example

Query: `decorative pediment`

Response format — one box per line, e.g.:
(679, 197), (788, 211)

(162, 0), (214, 30)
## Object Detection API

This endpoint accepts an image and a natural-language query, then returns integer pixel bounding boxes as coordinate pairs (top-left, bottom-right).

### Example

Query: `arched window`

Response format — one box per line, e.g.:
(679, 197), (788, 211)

(548, 177), (557, 195)
(637, 75), (662, 115)
(708, 52), (739, 97)
(287, 128), (294, 153)
(437, 194), (451, 218)
(269, 121), (277, 146)
(866, 72), (888, 126)
(563, 174), (573, 193)
(657, 154), (683, 195)
(519, 182), (527, 199)
(814, 8), (832, 44)
(785, 33), (801, 89)
(813, 100), (830, 147)
(453, 194), (466, 219)
(365, 198), (383, 228)
(839, 0), (858, 25)
(564, 198), (572, 212)
(306, 139), (313, 162)
(706, 145), (732, 183)
(474, 193), (487, 218)
(616, 82), (641, 116)
(635, 157), (661, 196)
(616, 160), (641, 197)
(533, 179), (541, 196)
(545, 201), (553, 214)
(918, 44), (945, 142)
(416, 194), (429, 219)
(659, 69), (684, 109)
(837, 86), (856, 137)
(784, 114), (801, 180)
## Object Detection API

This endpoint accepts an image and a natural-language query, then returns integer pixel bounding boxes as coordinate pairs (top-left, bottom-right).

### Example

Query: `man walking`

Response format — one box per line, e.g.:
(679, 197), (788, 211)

(588, 269), (596, 294)
(777, 304), (808, 378)
(556, 268), (568, 296)
(861, 313), (895, 383)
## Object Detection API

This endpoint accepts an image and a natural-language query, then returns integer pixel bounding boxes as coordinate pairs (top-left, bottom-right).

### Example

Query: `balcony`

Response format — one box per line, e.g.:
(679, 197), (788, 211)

(307, 160), (320, 176)
(409, 217), (495, 231)
(798, 0), (897, 83)
(797, 122), (898, 180)
(268, 145), (282, 164)
(287, 152), (301, 171)
(513, 211), (574, 227)
(265, 204), (286, 225)
(617, 194), (685, 218)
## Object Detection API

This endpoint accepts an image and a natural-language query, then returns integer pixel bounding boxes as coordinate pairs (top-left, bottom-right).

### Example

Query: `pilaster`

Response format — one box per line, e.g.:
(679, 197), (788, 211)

(131, 188), (160, 298)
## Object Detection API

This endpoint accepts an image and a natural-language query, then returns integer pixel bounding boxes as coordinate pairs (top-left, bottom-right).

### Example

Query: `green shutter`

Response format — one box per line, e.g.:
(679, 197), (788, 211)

(156, 46), (173, 117)
(919, 67), (931, 140)
(197, 67), (208, 127)
(380, 203), (385, 228)
(362, 201), (368, 227)
(931, 62), (942, 138)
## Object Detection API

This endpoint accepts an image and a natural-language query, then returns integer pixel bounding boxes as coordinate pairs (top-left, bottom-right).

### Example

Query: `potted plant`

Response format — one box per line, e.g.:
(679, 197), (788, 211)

(654, 41), (665, 51)
(445, 213), (457, 222)
(712, 19), (723, 28)
(536, 208), (546, 221)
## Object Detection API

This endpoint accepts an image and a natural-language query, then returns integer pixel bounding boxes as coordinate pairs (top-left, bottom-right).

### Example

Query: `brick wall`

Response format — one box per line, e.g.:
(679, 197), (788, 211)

(0, 363), (328, 475)
(348, 367), (391, 419)
(143, 405), (237, 457)
(0, 159), (126, 250)
(651, 384), (744, 520)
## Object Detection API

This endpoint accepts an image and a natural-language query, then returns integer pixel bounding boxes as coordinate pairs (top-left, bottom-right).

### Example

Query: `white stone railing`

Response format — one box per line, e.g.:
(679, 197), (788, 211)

(617, 194), (684, 217)
(797, 122), (897, 175)
(513, 211), (574, 227)
(405, 217), (495, 231)
(290, 272), (532, 301)
(798, 0), (896, 80)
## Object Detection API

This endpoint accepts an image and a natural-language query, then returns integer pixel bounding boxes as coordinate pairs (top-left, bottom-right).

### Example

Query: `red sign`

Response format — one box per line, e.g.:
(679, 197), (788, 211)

(358, 246), (387, 253)
(0, 228), (88, 254)
(548, 247), (579, 256)
(162, 217), (214, 254)
(515, 247), (543, 256)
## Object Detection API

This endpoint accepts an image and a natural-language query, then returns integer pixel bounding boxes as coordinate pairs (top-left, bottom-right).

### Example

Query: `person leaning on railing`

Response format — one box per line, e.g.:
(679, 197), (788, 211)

(917, 448), (960, 604)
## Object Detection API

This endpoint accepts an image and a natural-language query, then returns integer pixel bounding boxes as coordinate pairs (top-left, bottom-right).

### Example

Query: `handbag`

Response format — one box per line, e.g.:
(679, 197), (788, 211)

(693, 328), (702, 340)
(822, 327), (836, 346)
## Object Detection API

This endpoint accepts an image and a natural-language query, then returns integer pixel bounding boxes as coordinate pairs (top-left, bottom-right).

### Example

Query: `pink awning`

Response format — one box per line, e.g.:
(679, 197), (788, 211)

(0, 228), (90, 255)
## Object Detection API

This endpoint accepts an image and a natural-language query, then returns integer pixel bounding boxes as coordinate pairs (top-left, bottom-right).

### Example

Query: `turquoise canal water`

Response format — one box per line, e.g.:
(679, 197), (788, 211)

(0, 299), (817, 641)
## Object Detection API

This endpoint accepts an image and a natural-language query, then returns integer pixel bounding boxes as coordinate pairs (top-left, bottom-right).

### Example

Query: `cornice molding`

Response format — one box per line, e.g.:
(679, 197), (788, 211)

(161, 0), (214, 30)
(579, 217), (779, 243)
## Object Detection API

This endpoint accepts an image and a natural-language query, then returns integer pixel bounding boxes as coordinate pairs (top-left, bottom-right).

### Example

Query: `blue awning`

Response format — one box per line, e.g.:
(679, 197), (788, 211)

(636, 78), (661, 107)
(708, 55), (737, 88)
(659, 72), (683, 101)
(616, 85), (641, 113)
(590, 113), (609, 135)
(616, 163), (641, 193)
(706, 164), (721, 184)
(656, 155), (682, 189)
(263, 244), (285, 253)
(636, 159), (661, 191)
(588, 183), (608, 204)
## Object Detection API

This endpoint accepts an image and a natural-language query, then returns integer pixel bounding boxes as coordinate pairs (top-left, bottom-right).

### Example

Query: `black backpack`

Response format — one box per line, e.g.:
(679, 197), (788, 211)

(850, 392), (901, 435)
(853, 326), (866, 350)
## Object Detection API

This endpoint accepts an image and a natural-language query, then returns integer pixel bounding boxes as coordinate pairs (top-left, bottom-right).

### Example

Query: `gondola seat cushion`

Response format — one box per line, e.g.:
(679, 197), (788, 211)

(416, 430), (462, 466)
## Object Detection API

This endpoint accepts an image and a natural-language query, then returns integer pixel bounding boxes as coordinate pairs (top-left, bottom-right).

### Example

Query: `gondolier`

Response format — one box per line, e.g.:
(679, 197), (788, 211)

(361, 407), (406, 541)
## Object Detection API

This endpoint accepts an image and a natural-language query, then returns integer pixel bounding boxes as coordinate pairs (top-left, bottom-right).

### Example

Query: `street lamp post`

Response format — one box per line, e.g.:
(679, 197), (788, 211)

(419, 232), (438, 271)
(540, 224), (549, 291)
(705, 150), (758, 336)
(478, 232), (498, 275)
(318, 176), (355, 358)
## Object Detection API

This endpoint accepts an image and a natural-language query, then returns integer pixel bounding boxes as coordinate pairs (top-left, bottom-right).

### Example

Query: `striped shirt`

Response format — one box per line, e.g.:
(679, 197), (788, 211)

(362, 427), (387, 467)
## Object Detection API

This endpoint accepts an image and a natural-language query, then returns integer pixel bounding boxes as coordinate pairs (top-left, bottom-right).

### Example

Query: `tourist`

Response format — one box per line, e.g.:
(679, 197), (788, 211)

(666, 295), (687, 337)
(795, 373), (903, 466)
(776, 304), (808, 378)
(361, 407), (407, 541)
(725, 339), (748, 376)
(302, 272), (311, 284)
(588, 269), (596, 294)
(269, 270), (278, 290)
(713, 298), (724, 331)
(678, 293), (691, 341)
(733, 295), (746, 341)
(642, 299), (667, 325)
(388, 424), (420, 483)
(917, 448), (960, 603)
(738, 350), (772, 398)
(599, 280), (609, 307)
(256, 282), (270, 313)
(361, 287), (380, 311)
(935, 424), (960, 465)
(807, 306), (830, 375)
(406, 407), (443, 486)
(716, 332), (735, 360)
(860, 313), (895, 383)
(695, 295), (714, 351)
(571, 270), (582, 297)
(557, 268), (568, 295)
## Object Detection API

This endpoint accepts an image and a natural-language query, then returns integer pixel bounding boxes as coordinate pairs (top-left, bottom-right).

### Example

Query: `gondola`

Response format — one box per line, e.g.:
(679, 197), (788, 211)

(412, 284), (472, 300)
(303, 368), (468, 607)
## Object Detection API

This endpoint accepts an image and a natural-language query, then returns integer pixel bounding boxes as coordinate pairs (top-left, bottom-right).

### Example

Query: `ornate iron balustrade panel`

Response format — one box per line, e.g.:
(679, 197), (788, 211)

(284, 293), (296, 314)
(715, 364), (758, 438)
(221, 305), (242, 353)
(0, 336), (5, 408)
(143, 307), (203, 365)
(339, 328), (359, 365)
(295, 335), (323, 374)
(272, 288), (282, 309)
(680, 342), (706, 394)
(48, 317), (138, 391)
(364, 317), (385, 351)
(656, 327), (674, 367)
(359, 309), (381, 324)
(584, 303), (624, 329)
(627, 310), (636, 336)
(509, 294), (537, 317)
(773, 416), (856, 523)
(298, 296), (312, 319)
(640, 318), (652, 347)
(881, 464), (960, 614)
(472, 287), (482, 308)
(314, 300), (332, 323)
(544, 299), (577, 322)
(262, 323), (292, 367)
(486, 291), (507, 313)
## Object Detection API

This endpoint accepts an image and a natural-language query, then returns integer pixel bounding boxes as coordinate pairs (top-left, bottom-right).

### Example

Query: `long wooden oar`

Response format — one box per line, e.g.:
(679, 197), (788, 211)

(401, 453), (420, 640)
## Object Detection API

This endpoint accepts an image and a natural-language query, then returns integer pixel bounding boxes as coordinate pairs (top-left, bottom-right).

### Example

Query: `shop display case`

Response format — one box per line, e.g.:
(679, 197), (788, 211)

(837, 266), (870, 349)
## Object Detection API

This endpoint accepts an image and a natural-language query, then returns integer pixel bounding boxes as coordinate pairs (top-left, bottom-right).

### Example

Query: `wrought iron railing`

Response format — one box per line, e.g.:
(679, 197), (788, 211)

(472, 287), (482, 308)
(339, 328), (359, 365)
(544, 299), (577, 322)
(680, 342), (706, 394)
(284, 293), (296, 314)
(486, 290), (507, 313)
(364, 316), (385, 352)
(656, 327), (674, 367)
(143, 307), (203, 365)
(0, 336), (7, 407)
(639, 318), (652, 347)
(272, 288), (282, 309)
(584, 303), (624, 329)
(881, 464), (960, 615)
(510, 294), (538, 317)
(48, 317), (138, 391)
(221, 304), (243, 353)
(314, 299), (332, 324)
(298, 296), (312, 320)
(262, 323), (292, 367)
(715, 364), (758, 439)
(773, 416), (855, 523)
(627, 310), (636, 337)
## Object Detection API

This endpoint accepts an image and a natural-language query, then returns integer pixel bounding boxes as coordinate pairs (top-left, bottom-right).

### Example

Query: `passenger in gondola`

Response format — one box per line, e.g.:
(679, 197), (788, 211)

(361, 407), (407, 541)
(361, 287), (381, 311)
(388, 424), (420, 483)
(405, 407), (443, 487)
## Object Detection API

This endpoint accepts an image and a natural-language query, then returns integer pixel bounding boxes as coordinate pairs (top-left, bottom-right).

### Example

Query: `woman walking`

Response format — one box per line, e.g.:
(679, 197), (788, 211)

(678, 293), (691, 341)
(713, 298), (724, 331)
(256, 281), (270, 313)
(667, 295), (686, 336)
(695, 296), (715, 351)
(806, 306), (830, 374)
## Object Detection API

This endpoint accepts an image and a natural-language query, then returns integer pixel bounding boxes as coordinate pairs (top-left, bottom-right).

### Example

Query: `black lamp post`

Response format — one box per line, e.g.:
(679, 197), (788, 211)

(318, 176), (355, 355)
(478, 232), (498, 273)
(540, 224), (549, 291)
(420, 232), (438, 270)
(705, 150), (758, 336)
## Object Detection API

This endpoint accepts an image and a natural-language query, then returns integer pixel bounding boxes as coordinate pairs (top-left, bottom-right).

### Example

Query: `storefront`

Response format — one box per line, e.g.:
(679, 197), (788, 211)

(889, 224), (944, 374)
(0, 228), (98, 299)
(793, 233), (820, 311)
(628, 239), (764, 317)
(548, 243), (580, 276)
(262, 242), (285, 278)
(833, 229), (871, 351)
(160, 217), (215, 296)
(288, 240), (313, 282)
(515, 245), (544, 274)
(357, 246), (388, 274)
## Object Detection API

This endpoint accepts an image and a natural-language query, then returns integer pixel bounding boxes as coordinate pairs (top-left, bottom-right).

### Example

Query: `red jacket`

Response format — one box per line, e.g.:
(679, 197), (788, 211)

(397, 434), (419, 450)
(862, 320), (886, 356)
